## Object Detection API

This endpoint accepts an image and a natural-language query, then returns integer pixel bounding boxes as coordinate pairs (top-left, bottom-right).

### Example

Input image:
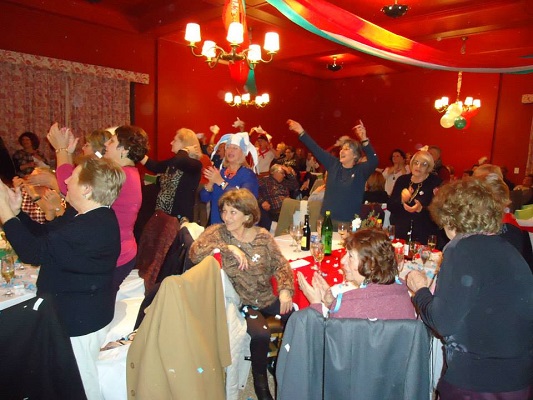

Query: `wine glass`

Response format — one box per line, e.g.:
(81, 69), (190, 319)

(316, 218), (323, 238)
(289, 223), (300, 248)
(310, 242), (325, 274)
(2, 257), (15, 297)
(419, 246), (431, 268)
(427, 235), (437, 251)
(293, 227), (303, 253)
(387, 225), (396, 241)
(338, 222), (348, 245)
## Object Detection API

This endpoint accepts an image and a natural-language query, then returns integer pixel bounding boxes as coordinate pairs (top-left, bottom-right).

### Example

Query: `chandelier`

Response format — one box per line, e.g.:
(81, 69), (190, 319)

(225, 92), (270, 108)
(434, 38), (481, 130)
(184, 3), (279, 70)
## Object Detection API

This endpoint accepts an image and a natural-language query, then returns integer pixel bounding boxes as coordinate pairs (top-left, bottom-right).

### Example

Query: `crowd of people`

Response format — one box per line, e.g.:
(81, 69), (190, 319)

(0, 118), (532, 400)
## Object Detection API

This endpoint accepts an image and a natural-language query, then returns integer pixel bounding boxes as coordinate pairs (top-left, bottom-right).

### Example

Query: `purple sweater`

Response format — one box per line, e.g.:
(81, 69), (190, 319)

(312, 281), (416, 320)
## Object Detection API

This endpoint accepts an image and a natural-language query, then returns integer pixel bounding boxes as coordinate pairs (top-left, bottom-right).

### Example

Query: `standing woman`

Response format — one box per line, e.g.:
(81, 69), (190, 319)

(190, 188), (293, 400)
(407, 177), (533, 399)
(201, 132), (259, 224)
(12, 131), (50, 177)
(388, 150), (441, 245)
(140, 128), (202, 220)
(48, 123), (149, 289)
(287, 119), (378, 226)
(381, 148), (409, 196)
(0, 157), (125, 400)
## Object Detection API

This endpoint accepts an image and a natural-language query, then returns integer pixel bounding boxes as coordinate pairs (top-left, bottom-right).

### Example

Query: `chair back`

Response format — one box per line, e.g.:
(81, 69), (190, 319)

(515, 206), (533, 220)
(276, 307), (431, 400)
(275, 198), (323, 236)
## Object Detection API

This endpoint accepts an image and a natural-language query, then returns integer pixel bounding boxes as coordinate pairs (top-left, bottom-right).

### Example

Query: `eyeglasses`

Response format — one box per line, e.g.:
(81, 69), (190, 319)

(412, 160), (429, 167)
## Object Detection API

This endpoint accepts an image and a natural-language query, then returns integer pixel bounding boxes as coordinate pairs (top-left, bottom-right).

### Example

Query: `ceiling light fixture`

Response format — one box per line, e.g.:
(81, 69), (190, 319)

(435, 38), (481, 130)
(327, 56), (343, 72)
(225, 92), (270, 108)
(184, 4), (279, 70)
(381, 1), (409, 18)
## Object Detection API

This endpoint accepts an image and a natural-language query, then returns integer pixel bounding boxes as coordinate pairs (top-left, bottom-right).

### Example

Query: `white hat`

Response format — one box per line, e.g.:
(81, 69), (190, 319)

(211, 132), (258, 172)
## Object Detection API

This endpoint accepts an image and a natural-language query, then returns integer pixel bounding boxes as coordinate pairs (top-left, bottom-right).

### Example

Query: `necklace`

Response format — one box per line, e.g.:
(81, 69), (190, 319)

(408, 180), (423, 203)
(224, 167), (238, 179)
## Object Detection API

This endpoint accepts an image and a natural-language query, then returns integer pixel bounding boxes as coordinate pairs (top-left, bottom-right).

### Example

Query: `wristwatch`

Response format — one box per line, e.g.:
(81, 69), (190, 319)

(219, 181), (228, 190)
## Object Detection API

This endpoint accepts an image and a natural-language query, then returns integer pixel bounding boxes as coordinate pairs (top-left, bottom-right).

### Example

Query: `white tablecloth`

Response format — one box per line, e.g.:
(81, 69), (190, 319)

(0, 263), (38, 310)
(275, 232), (343, 262)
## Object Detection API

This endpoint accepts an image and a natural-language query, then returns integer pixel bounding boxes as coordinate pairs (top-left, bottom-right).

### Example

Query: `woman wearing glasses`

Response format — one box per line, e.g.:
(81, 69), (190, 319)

(388, 150), (441, 246)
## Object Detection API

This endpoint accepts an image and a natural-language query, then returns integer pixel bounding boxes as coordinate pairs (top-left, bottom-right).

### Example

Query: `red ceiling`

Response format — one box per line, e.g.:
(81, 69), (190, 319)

(4, 0), (533, 79)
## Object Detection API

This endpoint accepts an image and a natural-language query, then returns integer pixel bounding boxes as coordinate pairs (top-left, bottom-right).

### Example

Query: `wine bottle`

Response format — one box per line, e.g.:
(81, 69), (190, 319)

(322, 210), (333, 255)
(301, 214), (311, 251)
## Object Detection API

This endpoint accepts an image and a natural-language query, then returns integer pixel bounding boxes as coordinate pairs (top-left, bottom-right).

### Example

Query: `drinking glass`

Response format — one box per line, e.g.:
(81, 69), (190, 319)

(2, 257), (15, 297)
(293, 228), (303, 253)
(316, 218), (323, 237)
(310, 242), (325, 274)
(289, 223), (300, 247)
(427, 235), (437, 251)
(394, 246), (405, 272)
(387, 225), (396, 241)
(338, 222), (348, 245)
(419, 246), (431, 267)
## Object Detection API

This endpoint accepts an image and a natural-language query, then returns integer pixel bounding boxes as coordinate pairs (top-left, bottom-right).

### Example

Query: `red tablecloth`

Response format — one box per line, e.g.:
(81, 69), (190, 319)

(273, 248), (346, 309)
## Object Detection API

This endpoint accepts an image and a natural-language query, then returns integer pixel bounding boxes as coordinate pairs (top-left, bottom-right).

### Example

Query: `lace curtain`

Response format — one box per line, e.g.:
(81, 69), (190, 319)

(0, 52), (139, 164)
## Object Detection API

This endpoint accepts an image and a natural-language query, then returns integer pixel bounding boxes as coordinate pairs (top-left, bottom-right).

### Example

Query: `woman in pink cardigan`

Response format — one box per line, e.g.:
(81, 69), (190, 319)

(298, 228), (415, 319)
(48, 123), (149, 290)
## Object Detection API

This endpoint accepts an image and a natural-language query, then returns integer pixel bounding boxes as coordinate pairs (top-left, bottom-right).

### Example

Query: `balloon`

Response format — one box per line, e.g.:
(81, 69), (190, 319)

(440, 113), (455, 128)
(447, 102), (463, 118)
(454, 116), (467, 130)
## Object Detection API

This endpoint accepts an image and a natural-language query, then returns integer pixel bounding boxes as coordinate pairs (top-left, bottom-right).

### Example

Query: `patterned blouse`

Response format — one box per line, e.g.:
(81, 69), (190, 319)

(189, 224), (294, 309)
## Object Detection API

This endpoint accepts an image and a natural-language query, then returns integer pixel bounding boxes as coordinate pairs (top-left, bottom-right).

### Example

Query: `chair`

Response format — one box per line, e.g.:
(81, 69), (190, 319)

(136, 210), (180, 293)
(276, 307), (431, 400)
(275, 198), (323, 236)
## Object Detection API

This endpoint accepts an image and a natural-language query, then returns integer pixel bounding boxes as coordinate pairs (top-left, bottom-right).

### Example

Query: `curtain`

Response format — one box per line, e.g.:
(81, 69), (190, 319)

(0, 51), (141, 164)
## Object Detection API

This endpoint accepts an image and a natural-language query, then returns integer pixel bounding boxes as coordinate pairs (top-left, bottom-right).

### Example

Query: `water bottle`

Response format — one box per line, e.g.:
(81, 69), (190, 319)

(321, 210), (333, 255)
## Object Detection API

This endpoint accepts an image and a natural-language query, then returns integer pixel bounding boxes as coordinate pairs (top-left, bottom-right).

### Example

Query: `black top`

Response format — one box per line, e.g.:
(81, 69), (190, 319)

(144, 150), (202, 220)
(413, 234), (533, 392)
(388, 173), (441, 244)
(4, 206), (120, 337)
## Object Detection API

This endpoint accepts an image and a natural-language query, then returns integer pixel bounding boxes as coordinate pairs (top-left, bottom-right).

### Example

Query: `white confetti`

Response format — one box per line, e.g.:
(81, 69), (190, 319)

(284, 344), (291, 352)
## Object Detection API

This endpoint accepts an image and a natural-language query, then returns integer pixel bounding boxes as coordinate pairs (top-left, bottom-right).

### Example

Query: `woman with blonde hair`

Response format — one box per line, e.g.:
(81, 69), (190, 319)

(140, 128), (203, 220)
(407, 177), (533, 399)
(388, 150), (441, 245)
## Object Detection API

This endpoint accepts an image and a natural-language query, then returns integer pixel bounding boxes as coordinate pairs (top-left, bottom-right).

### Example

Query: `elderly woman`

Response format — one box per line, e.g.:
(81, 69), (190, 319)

(287, 119), (378, 227)
(388, 150), (441, 245)
(140, 128), (203, 220)
(189, 188), (293, 400)
(12, 131), (50, 177)
(48, 123), (149, 289)
(200, 132), (259, 224)
(0, 157), (125, 400)
(407, 177), (533, 399)
(298, 228), (415, 319)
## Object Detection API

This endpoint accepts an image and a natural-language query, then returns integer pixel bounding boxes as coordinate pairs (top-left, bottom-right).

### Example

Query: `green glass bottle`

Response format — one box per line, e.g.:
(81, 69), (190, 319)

(321, 210), (333, 255)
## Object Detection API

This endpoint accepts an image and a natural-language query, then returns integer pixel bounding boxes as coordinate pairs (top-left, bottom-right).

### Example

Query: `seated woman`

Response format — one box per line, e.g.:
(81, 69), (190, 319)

(0, 157), (125, 400)
(407, 177), (533, 399)
(298, 228), (415, 320)
(189, 188), (294, 400)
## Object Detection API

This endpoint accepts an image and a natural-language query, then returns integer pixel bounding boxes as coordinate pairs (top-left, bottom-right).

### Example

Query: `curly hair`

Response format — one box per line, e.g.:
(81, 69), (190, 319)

(218, 188), (260, 228)
(18, 131), (40, 150)
(428, 177), (504, 234)
(114, 125), (149, 163)
(344, 228), (397, 284)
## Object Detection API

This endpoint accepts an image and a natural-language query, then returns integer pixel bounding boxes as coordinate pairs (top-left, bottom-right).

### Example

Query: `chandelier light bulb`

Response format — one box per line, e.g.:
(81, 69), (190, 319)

(264, 32), (280, 53)
(201, 41), (216, 59)
(224, 92), (233, 103)
(226, 22), (244, 45)
(248, 45), (261, 63)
